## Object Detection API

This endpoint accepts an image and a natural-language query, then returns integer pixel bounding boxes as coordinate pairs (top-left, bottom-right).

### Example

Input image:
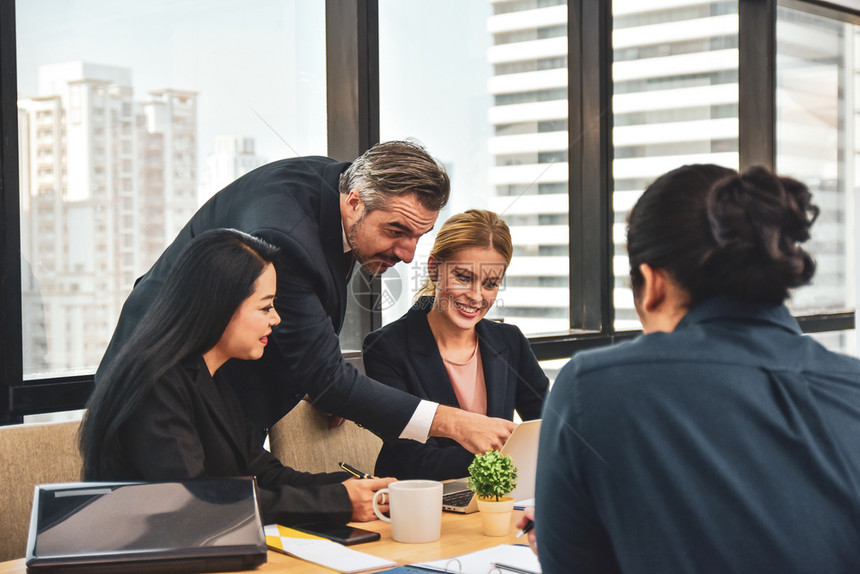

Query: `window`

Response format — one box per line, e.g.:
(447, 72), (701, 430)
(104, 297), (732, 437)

(377, 0), (570, 337)
(612, 0), (740, 331)
(2, 0), (857, 424)
(776, 5), (858, 340)
(16, 1), (326, 380)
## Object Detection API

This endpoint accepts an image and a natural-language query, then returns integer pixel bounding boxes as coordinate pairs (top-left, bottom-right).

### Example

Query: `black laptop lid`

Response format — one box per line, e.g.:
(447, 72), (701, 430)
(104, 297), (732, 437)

(25, 478), (267, 574)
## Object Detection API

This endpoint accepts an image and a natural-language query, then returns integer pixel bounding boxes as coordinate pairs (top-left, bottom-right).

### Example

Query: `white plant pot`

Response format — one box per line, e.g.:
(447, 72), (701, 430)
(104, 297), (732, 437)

(476, 496), (515, 537)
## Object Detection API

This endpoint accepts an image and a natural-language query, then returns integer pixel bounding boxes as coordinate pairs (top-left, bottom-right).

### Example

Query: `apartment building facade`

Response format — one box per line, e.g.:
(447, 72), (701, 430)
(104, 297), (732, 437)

(18, 62), (197, 374)
(486, 0), (853, 337)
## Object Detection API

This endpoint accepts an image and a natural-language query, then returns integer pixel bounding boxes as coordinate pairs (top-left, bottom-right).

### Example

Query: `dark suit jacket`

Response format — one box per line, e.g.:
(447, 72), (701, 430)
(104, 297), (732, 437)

(99, 157), (420, 439)
(117, 356), (353, 525)
(363, 297), (548, 480)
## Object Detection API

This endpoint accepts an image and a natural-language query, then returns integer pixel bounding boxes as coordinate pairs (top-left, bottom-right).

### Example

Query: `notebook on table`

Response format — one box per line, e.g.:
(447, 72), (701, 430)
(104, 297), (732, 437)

(442, 419), (541, 514)
(25, 478), (267, 574)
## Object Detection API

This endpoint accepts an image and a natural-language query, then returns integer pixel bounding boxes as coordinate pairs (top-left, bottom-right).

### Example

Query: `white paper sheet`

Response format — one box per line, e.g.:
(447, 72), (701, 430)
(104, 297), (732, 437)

(264, 525), (396, 574)
(413, 544), (541, 574)
(513, 497), (535, 510)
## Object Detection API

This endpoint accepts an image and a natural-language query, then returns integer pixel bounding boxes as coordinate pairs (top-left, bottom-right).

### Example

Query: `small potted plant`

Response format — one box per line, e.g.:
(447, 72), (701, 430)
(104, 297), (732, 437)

(468, 449), (518, 536)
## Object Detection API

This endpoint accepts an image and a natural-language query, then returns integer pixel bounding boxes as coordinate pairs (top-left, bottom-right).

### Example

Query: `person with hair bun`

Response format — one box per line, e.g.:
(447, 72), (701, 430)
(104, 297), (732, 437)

(363, 210), (548, 480)
(81, 229), (395, 525)
(528, 165), (860, 573)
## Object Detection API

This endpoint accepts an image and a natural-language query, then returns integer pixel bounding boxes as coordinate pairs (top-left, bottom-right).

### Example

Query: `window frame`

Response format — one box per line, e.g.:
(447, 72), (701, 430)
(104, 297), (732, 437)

(0, 0), (856, 424)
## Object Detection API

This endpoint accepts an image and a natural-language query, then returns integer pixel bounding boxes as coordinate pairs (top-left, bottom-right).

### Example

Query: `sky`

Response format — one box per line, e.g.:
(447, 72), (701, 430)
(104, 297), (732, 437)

(17, 0), (327, 169)
(16, 0), (492, 194)
(16, 0), (494, 321)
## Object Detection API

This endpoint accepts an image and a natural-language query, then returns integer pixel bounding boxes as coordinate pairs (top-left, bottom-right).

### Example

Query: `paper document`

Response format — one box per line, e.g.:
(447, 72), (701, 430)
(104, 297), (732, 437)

(412, 544), (540, 574)
(513, 497), (534, 510)
(265, 523), (326, 546)
(264, 524), (396, 573)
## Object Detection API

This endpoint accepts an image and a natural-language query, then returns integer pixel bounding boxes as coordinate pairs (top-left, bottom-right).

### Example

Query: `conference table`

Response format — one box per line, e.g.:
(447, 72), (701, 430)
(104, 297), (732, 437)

(0, 510), (528, 573)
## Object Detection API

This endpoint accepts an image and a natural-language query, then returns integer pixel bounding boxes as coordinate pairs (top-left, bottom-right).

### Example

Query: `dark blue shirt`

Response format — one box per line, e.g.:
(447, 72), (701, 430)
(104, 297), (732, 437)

(536, 298), (860, 573)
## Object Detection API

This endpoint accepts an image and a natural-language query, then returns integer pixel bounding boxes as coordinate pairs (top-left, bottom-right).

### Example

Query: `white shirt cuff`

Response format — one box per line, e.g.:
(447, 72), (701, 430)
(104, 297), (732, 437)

(398, 400), (438, 443)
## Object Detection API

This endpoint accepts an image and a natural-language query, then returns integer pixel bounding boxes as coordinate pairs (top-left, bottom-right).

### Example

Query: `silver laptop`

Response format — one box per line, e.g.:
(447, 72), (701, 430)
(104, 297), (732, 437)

(442, 419), (541, 514)
(26, 478), (267, 574)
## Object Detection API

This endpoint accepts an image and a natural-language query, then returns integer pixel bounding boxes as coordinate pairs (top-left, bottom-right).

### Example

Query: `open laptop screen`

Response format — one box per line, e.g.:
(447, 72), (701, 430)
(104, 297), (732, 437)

(442, 420), (541, 513)
(26, 478), (266, 574)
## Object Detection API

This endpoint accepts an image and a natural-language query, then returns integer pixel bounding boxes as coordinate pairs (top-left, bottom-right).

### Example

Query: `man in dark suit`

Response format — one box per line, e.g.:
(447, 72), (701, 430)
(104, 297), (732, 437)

(100, 140), (514, 455)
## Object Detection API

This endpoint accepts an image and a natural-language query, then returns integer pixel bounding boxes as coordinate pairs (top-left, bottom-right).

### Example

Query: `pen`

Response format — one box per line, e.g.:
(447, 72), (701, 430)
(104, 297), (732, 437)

(493, 563), (536, 574)
(339, 461), (372, 479)
(515, 519), (534, 539)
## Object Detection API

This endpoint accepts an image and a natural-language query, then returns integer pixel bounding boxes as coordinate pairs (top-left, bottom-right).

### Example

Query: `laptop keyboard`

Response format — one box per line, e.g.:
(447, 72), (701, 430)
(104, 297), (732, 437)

(443, 490), (474, 506)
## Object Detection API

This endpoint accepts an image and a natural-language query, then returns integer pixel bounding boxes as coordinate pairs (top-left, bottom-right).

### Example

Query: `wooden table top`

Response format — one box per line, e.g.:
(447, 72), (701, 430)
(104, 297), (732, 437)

(0, 510), (527, 573)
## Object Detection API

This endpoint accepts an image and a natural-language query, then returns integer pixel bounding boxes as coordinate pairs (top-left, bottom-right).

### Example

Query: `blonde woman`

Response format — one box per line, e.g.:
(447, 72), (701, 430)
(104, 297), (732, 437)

(362, 210), (548, 480)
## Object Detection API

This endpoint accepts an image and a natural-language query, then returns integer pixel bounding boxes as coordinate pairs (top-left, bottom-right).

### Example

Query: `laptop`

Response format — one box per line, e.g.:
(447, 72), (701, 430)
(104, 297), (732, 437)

(25, 478), (267, 574)
(442, 419), (541, 514)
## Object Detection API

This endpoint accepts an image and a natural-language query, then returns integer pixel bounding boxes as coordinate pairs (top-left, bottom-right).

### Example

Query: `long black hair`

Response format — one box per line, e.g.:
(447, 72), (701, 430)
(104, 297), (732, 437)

(627, 164), (819, 307)
(80, 229), (279, 480)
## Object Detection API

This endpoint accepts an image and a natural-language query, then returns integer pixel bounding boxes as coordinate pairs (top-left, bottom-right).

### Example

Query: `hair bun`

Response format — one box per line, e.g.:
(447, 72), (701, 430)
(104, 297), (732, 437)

(706, 166), (818, 303)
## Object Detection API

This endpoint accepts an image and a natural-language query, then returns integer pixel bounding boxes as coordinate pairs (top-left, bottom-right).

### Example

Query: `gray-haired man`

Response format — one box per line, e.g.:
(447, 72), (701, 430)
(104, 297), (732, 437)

(99, 140), (514, 465)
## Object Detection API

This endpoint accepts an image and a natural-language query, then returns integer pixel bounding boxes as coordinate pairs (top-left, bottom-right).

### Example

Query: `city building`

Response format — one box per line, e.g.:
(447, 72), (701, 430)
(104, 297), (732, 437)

(198, 136), (266, 204)
(486, 0), (853, 342)
(17, 62), (197, 374)
(486, 0), (571, 335)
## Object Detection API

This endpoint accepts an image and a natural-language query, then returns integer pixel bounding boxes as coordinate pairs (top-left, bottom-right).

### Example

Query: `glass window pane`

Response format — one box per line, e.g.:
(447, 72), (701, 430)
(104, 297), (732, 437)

(17, 1), (326, 379)
(378, 0), (570, 336)
(501, 356), (569, 423)
(611, 0), (739, 331)
(776, 6), (857, 317)
(539, 358), (569, 388)
(24, 409), (84, 425)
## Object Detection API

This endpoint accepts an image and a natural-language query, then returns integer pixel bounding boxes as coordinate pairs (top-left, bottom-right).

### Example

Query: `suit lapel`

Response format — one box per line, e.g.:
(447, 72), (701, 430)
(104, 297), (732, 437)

(187, 358), (250, 468)
(319, 162), (350, 331)
(407, 301), (462, 408)
(476, 321), (510, 418)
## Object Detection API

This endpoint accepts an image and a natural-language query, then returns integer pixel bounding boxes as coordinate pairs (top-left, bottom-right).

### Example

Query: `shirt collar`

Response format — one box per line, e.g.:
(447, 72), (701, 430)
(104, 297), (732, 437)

(675, 296), (802, 335)
(181, 354), (209, 374)
(342, 223), (350, 254)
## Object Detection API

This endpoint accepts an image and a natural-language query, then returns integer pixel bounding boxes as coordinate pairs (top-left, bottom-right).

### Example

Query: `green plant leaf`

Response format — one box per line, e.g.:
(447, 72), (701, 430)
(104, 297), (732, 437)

(467, 449), (518, 501)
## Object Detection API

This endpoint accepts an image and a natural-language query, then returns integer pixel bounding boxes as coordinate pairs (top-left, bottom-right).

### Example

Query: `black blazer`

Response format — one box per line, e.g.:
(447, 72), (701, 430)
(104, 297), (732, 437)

(98, 157), (420, 439)
(363, 297), (549, 480)
(117, 356), (353, 525)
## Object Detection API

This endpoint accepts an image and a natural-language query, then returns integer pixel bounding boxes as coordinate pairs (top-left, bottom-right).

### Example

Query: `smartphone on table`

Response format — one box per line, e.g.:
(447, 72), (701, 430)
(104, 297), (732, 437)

(292, 521), (381, 545)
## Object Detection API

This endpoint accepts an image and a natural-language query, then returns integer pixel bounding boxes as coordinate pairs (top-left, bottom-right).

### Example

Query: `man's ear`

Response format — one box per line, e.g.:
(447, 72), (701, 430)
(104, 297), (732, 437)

(345, 189), (363, 212)
(638, 263), (668, 313)
(428, 256), (439, 282)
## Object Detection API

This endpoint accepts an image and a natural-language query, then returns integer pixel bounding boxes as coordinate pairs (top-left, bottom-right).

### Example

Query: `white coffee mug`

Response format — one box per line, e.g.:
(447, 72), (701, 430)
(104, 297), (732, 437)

(372, 479), (443, 543)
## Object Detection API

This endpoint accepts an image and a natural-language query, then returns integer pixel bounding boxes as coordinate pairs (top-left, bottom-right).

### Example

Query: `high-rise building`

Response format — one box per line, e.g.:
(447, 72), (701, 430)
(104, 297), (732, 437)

(486, 0), (572, 335)
(198, 136), (266, 204)
(137, 88), (199, 270)
(610, 0), (741, 329)
(17, 62), (197, 373)
(487, 0), (853, 341)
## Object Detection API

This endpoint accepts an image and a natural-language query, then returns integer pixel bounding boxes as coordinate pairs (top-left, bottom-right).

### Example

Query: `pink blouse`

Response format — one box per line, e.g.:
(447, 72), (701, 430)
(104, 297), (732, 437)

(442, 339), (488, 415)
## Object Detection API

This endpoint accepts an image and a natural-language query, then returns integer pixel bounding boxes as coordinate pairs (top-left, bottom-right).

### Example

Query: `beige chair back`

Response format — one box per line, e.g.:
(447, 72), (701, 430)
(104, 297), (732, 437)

(269, 400), (383, 475)
(0, 420), (83, 561)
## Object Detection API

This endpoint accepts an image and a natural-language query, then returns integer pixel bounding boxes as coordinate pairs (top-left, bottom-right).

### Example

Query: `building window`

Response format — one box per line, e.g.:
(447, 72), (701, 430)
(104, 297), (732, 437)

(775, 5), (858, 353)
(376, 0), (570, 338)
(16, 0), (326, 378)
(611, 1), (740, 331)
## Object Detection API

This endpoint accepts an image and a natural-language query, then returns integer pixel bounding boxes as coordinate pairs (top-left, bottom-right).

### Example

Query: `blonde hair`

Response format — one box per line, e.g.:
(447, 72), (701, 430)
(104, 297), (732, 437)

(415, 209), (513, 300)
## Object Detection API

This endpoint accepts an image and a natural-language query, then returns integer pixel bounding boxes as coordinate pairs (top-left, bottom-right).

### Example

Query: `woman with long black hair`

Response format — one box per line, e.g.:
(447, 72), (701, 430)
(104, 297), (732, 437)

(529, 165), (860, 573)
(80, 228), (393, 524)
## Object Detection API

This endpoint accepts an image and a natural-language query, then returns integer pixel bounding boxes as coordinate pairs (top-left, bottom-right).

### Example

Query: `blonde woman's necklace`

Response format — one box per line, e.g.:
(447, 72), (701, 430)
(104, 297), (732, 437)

(441, 335), (479, 366)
